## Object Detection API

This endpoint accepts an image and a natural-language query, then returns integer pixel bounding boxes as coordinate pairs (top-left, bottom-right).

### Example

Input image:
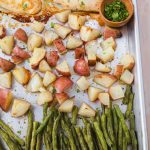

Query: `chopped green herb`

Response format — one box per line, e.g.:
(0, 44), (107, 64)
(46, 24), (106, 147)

(76, 89), (80, 93)
(23, 3), (28, 10)
(50, 22), (55, 28)
(53, 88), (57, 94)
(17, 130), (21, 135)
(80, 1), (85, 6)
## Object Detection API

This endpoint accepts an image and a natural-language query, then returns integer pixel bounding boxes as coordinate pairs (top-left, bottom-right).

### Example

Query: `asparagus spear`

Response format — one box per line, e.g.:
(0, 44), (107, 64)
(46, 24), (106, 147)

(0, 140), (4, 150)
(43, 102), (49, 119)
(112, 108), (118, 139)
(61, 119), (76, 150)
(75, 127), (88, 150)
(123, 85), (132, 104)
(0, 119), (24, 146)
(30, 121), (39, 150)
(71, 106), (79, 125)
(118, 121), (123, 150)
(123, 136), (127, 150)
(64, 113), (72, 127)
(81, 127), (88, 145)
(93, 121), (108, 150)
(129, 112), (135, 130)
(52, 114), (61, 150)
(125, 93), (134, 118)
(25, 110), (33, 150)
(44, 131), (52, 150)
(36, 123), (42, 150)
(101, 113), (113, 147)
(114, 104), (131, 143)
(0, 128), (21, 150)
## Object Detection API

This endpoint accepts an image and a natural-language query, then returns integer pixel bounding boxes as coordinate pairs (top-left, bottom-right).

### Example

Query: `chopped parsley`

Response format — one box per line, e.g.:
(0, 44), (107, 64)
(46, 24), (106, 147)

(81, 1), (85, 6)
(23, 3), (28, 10)
(76, 89), (80, 93)
(17, 130), (21, 135)
(50, 22), (55, 28)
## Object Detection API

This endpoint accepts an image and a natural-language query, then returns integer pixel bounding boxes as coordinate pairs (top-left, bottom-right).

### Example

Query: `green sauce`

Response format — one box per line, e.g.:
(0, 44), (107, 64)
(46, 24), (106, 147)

(104, 0), (129, 22)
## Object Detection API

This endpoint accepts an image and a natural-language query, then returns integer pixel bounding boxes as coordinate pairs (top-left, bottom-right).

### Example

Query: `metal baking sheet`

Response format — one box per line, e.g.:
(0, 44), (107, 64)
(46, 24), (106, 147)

(0, 0), (148, 149)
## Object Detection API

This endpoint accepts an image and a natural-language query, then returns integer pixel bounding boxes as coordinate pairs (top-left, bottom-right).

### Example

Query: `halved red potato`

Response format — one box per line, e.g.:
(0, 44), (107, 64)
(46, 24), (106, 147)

(14, 28), (28, 43)
(75, 47), (85, 59)
(109, 85), (124, 100)
(54, 76), (73, 93)
(0, 88), (12, 112)
(0, 25), (6, 39)
(0, 72), (12, 89)
(0, 57), (15, 72)
(54, 23), (72, 39)
(74, 57), (90, 76)
(38, 60), (51, 73)
(11, 99), (31, 117)
(94, 74), (117, 88)
(56, 60), (71, 76)
(78, 103), (96, 117)
(80, 26), (100, 42)
(12, 67), (31, 85)
(55, 92), (69, 104)
(13, 45), (30, 60)
(53, 39), (67, 54)
(103, 26), (122, 40)
(0, 36), (14, 55)
(46, 51), (59, 67)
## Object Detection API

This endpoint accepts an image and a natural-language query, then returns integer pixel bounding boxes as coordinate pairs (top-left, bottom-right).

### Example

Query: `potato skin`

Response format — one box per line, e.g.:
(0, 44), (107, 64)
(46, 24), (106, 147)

(75, 48), (85, 59)
(0, 57), (15, 72)
(55, 92), (69, 104)
(14, 28), (28, 43)
(46, 51), (59, 67)
(74, 57), (90, 76)
(0, 25), (6, 39)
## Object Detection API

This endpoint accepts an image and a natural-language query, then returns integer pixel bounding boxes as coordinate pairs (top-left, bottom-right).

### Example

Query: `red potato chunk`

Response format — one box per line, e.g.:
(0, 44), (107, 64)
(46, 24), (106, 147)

(46, 51), (59, 67)
(55, 92), (69, 104)
(54, 76), (73, 93)
(103, 26), (122, 40)
(75, 47), (85, 59)
(53, 39), (67, 54)
(12, 56), (24, 64)
(0, 57), (15, 72)
(74, 57), (90, 76)
(14, 28), (28, 43)
(0, 88), (12, 112)
(0, 25), (6, 39)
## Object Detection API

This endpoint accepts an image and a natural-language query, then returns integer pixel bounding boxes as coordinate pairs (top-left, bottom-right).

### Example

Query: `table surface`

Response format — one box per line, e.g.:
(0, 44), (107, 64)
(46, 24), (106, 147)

(137, 0), (150, 148)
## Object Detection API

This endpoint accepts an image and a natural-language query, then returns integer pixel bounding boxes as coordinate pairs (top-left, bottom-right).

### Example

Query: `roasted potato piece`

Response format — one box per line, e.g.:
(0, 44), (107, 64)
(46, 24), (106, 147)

(55, 92), (69, 104)
(97, 47), (115, 63)
(37, 91), (53, 105)
(0, 72), (12, 88)
(94, 74), (117, 88)
(12, 67), (31, 85)
(87, 52), (96, 66)
(74, 57), (90, 76)
(76, 76), (90, 91)
(56, 60), (71, 76)
(11, 99), (31, 117)
(120, 54), (135, 70)
(44, 30), (59, 46)
(43, 71), (56, 87)
(109, 85), (124, 100)
(29, 47), (46, 69)
(114, 65), (124, 78)
(0, 57), (15, 72)
(54, 76), (73, 93)
(26, 73), (43, 92)
(103, 26), (122, 40)
(13, 45), (30, 60)
(95, 62), (111, 73)
(98, 92), (110, 106)
(55, 10), (71, 23)
(39, 60), (51, 73)
(53, 39), (67, 54)
(78, 103), (96, 117)
(101, 37), (116, 50)
(88, 86), (103, 102)
(54, 23), (72, 39)
(80, 26), (100, 42)
(0, 88), (12, 112)
(58, 98), (74, 113)
(68, 13), (86, 30)
(66, 34), (83, 49)
(31, 20), (44, 33)
(0, 25), (6, 39)
(46, 51), (59, 67)
(85, 40), (98, 55)
(75, 47), (85, 59)
(14, 28), (28, 43)
(0, 36), (14, 55)
(120, 70), (134, 85)
(11, 56), (24, 64)
(27, 34), (42, 51)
